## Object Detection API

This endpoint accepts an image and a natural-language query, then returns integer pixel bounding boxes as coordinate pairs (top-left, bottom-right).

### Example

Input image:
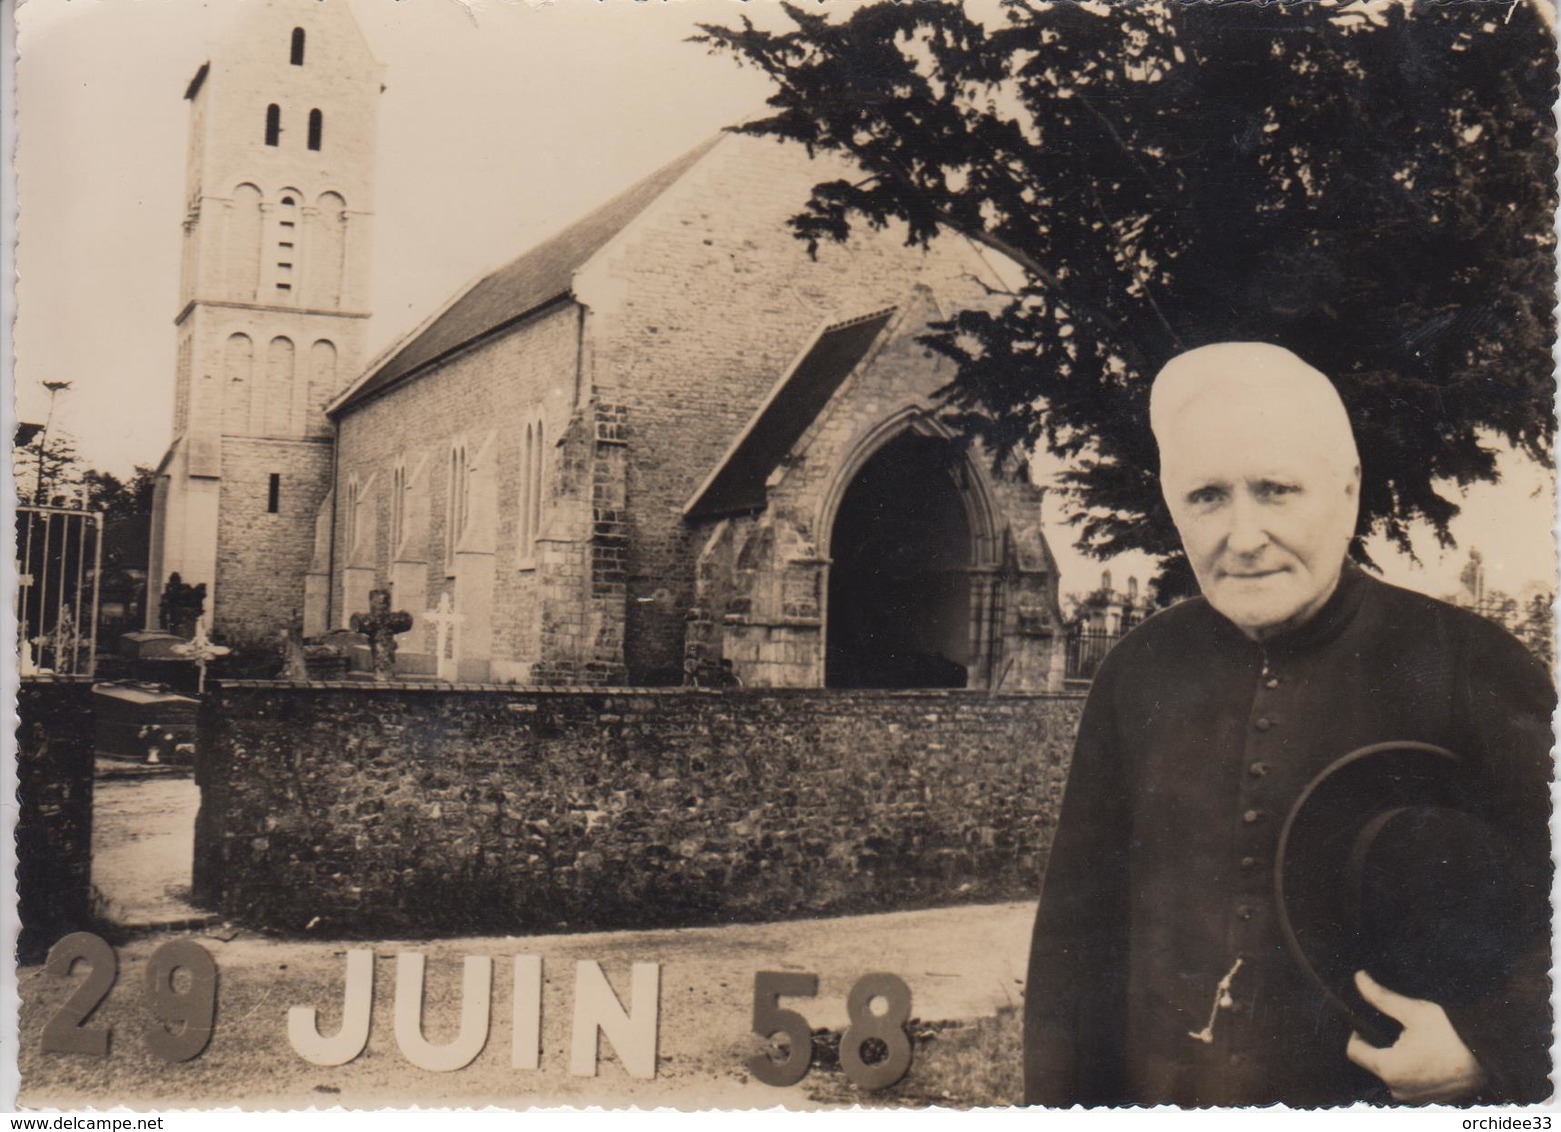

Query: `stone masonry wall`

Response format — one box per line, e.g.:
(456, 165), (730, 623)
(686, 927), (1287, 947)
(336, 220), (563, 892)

(332, 301), (581, 677)
(216, 436), (335, 645)
(194, 683), (1083, 936)
(582, 136), (1002, 683)
(16, 679), (97, 962)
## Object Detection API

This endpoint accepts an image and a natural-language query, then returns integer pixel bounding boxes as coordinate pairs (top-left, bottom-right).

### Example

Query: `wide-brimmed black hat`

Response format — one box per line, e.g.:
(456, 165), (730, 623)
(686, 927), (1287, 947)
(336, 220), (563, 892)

(1275, 741), (1531, 1047)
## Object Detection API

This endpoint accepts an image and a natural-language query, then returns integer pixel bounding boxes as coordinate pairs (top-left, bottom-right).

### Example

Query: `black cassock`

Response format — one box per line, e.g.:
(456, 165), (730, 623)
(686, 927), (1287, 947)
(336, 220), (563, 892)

(1024, 564), (1554, 1107)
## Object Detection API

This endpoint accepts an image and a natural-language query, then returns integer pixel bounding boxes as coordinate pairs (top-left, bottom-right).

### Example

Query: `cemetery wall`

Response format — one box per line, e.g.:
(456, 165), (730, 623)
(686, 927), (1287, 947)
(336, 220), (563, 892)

(194, 683), (1084, 935)
(16, 678), (98, 961)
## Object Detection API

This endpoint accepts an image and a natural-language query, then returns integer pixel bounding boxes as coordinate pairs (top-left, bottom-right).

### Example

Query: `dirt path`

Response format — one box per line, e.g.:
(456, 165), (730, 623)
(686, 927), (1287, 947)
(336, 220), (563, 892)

(90, 771), (209, 928)
(17, 901), (1033, 1110)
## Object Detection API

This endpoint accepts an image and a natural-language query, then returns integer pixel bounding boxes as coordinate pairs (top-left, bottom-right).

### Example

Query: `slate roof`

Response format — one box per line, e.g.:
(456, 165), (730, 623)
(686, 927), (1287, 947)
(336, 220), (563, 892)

(336, 134), (725, 412)
(684, 308), (897, 521)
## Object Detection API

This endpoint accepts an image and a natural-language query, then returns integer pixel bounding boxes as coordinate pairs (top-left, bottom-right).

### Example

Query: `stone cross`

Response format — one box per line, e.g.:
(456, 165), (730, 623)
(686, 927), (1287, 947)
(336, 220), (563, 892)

(425, 592), (464, 683)
(171, 616), (231, 694)
(278, 608), (309, 681)
(350, 588), (413, 682)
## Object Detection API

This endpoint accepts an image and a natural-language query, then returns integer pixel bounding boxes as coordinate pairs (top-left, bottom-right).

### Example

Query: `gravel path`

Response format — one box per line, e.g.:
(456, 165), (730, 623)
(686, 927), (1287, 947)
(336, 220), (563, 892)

(17, 901), (1033, 1110)
(90, 771), (205, 928)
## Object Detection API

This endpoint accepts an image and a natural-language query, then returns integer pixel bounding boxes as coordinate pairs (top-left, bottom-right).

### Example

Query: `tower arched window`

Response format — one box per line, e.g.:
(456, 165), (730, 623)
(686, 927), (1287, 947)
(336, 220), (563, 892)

(308, 109), (323, 152)
(264, 104), (281, 147)
(290, 28), (305, 66)
(274, 194), (298, 297)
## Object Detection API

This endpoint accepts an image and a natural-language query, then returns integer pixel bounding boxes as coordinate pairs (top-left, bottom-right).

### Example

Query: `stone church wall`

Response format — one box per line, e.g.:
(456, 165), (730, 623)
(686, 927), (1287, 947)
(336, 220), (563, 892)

(582, 138), (993, 683)
(193, 682), (1082, 936)
(331, 302), (580, 676)
(216, 436), (334, 644)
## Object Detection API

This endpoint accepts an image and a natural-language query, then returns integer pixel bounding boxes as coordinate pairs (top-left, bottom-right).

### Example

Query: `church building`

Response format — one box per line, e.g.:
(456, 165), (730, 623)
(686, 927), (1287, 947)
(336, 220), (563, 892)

(149, 0), (1068, 690)
(147, 0), (380, 643)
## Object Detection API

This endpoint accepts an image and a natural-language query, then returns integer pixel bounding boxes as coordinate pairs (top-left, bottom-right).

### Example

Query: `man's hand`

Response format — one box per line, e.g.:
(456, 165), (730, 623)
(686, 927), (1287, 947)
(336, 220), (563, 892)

(1345, 970), (1487, 1103)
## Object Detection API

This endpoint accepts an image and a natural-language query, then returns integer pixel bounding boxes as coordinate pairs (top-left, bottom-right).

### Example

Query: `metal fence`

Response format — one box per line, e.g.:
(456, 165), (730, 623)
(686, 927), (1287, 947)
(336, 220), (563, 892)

(15, 505), (103, 677)
(1464, 594), (1554, 669)
(1065, 624), (1127, 682)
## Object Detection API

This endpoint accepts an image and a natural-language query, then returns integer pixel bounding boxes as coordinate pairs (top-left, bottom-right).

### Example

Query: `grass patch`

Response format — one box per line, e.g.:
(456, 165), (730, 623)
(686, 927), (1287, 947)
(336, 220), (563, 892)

(802, 1005), (1023, 1109)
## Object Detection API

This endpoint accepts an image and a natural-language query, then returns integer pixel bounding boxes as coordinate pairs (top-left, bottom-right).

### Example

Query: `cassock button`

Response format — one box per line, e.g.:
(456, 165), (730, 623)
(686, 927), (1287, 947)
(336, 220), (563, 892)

(1243, 809), (1264, 824)
(1255, 717), (1274, 731)
(1265, 677), (1280, 690)
(1248, 761), (1269, 778)
(1240, 856), (1258, 869)
(1237, 905), (1253, 920)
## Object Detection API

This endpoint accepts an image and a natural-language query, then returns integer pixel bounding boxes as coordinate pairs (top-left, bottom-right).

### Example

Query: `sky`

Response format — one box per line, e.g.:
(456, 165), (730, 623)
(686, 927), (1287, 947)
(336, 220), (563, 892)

(9, 0), (1557, 602)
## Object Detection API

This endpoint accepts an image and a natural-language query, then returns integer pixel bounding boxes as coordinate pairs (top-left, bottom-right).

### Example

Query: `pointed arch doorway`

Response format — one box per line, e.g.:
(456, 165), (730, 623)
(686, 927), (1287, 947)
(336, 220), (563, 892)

(824, 430), (984, 689)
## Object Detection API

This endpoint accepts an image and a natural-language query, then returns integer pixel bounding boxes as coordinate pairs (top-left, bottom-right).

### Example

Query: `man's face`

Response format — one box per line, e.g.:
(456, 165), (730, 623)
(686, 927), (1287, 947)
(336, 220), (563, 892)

(1160, 402), (1358, 640)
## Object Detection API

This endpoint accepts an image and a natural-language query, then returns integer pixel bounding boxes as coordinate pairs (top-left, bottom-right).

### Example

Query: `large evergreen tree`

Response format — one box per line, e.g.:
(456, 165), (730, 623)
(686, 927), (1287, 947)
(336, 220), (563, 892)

(699, 0), (1556, 595)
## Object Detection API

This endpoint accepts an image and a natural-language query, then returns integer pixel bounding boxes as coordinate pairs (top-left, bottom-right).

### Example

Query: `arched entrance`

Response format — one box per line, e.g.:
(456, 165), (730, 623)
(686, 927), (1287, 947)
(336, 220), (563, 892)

(825, 431), (977, 688)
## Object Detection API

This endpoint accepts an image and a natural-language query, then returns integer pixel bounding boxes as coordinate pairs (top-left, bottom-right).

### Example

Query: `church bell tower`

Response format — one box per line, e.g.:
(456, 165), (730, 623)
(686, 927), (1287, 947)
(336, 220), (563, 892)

(147, 0), (381, 643)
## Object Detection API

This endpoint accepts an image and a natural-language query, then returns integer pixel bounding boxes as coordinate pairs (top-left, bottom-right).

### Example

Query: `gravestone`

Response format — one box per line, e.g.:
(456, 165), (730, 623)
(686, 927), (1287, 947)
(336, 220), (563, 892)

(425, 592), (464, 683)
(349, 589), (413, 681)
(169, 617), (231, 694)
(159, 572), (207, 639)
(278, 609), (309, 681)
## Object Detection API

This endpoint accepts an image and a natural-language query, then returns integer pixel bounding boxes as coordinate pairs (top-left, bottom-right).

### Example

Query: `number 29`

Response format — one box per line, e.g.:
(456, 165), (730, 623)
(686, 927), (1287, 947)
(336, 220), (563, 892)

(41, 931), (218, 1062)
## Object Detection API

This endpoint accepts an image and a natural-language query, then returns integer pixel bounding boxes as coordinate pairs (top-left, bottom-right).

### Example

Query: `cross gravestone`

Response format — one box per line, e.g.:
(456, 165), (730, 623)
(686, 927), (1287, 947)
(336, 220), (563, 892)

(278, 608), (309, 681)
(170, 617), (231, 694)
(425, 592), (464, 683)
(349, 589), (413, 682)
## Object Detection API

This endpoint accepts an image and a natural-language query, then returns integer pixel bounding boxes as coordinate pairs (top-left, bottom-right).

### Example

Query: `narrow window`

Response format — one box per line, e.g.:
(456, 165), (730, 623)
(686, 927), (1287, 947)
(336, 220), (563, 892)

(518, 419), (545, 566)
(345, 479), (360, 551)
(265, 104), (281, 147)
(530, 420), (544, 546)
(308, 109), (323, 152)
(519, 424), (533, 561)
(446, 444), (468, 572)
(390, 463), (406, 555)
(267, 473), (281, 514)
(290, 27), (305, 66)
(275, 197), (298, 297)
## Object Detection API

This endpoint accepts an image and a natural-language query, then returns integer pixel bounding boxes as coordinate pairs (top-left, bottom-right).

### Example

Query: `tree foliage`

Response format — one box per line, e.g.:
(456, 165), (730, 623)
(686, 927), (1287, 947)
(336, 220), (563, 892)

(81, 465), (157, 522)
(15, 428), (81, 507)
(698, 0), (1557, 594)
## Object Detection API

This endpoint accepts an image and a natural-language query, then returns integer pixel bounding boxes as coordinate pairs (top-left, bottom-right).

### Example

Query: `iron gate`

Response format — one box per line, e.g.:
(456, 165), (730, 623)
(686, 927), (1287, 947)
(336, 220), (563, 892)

(15, 505), (103, 677)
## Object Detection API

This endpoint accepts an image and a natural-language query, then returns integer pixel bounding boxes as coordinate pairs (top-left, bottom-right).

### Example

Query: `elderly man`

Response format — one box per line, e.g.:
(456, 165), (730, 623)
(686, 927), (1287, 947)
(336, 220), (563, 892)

(1023, 342), (1553, 1107)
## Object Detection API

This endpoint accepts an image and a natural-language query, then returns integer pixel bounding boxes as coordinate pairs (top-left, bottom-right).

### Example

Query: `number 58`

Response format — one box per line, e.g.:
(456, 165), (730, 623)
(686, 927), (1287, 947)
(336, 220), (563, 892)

(748, 971), (912, 1091)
